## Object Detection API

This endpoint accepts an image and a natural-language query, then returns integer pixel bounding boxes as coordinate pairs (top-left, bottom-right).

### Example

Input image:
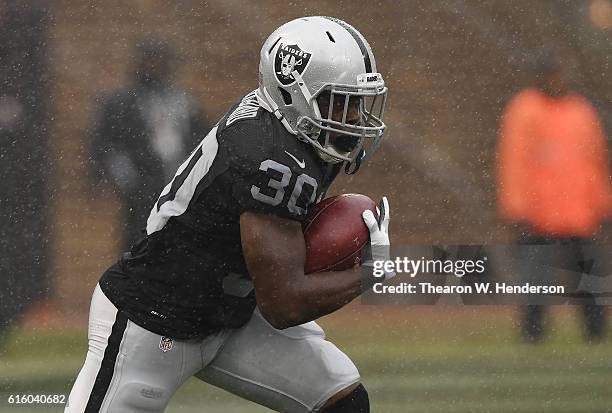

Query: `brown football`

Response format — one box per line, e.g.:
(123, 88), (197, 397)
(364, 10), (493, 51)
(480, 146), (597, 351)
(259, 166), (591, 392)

(303, 194), (377, 274)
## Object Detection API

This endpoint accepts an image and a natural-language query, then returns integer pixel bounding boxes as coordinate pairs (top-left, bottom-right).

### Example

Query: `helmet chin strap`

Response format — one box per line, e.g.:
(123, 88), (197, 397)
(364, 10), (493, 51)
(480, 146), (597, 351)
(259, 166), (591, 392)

(257, 70), (319, 137)
(291, 71), (320, 119)
(317, 147), (347, 164)
(344, 149), (365, 174)
(258, 87), (298, 135)
(292, 71), (349, 165)
(258, 74), (361, 170)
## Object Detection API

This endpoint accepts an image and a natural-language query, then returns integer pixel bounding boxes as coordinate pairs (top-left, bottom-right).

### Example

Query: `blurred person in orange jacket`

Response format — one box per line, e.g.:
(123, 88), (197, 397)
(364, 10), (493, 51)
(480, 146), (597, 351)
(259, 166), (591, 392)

(497, 47), (612, 342)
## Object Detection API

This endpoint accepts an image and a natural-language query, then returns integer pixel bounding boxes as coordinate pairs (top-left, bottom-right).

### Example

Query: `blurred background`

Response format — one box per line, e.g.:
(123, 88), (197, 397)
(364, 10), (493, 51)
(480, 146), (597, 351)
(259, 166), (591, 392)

(1, 1), (612, 412)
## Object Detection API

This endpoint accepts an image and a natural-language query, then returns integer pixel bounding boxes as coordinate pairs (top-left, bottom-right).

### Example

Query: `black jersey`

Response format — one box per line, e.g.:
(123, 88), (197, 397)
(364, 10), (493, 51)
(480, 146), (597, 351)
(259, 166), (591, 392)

(100, 91), (340, 339)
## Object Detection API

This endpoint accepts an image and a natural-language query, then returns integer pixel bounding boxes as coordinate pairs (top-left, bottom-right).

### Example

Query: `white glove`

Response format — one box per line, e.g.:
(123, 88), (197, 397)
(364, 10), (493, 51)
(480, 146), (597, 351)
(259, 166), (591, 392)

(362, 196), (395, 280)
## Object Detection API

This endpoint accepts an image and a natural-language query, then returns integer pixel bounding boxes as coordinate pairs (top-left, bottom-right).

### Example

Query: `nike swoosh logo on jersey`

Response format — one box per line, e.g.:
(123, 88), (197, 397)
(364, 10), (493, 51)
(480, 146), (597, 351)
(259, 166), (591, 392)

(284, 150), (306, 168)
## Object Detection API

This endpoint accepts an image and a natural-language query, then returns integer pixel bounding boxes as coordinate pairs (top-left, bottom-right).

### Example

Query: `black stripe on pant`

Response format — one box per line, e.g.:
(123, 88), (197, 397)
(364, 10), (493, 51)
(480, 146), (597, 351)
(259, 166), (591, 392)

(85, 311), (128, 412)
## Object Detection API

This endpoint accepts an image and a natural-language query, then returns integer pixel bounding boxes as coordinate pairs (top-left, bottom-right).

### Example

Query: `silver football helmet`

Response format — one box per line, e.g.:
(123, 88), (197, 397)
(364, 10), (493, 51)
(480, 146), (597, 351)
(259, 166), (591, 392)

(256, 16), (387, 171)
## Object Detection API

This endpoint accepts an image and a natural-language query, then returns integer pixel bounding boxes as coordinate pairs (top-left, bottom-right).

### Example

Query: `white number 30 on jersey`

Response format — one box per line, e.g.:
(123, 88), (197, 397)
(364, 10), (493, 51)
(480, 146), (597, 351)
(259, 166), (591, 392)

(251, 160), (318, 215)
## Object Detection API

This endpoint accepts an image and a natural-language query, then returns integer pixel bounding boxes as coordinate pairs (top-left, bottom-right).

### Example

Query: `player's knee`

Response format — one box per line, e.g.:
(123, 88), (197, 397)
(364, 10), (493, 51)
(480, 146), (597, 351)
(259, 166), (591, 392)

(320, 383), (369, 413)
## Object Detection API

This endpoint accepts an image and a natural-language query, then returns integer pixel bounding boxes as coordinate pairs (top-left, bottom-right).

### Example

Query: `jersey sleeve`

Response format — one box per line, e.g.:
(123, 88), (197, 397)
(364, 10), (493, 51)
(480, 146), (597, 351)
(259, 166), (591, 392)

(220, 118), (318, 222)
(232, 147), (325, 222)
(231, 163), (307, 221)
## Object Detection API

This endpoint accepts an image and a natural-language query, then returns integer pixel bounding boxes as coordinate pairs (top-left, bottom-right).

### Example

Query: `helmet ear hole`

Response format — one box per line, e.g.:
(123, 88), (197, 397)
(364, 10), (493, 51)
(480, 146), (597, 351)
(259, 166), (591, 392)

(278, 87), (293, 105)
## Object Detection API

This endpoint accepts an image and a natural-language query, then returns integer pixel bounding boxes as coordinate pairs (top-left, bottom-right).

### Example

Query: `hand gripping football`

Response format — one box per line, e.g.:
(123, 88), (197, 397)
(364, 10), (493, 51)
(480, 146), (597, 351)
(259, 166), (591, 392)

(303, 194), (377, 274)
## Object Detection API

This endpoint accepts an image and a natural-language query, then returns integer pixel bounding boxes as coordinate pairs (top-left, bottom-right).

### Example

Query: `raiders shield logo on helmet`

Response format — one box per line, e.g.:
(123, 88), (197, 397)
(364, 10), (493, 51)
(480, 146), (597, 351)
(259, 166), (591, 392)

(274, 43), (312, 86)
(159, 336), (173, 352)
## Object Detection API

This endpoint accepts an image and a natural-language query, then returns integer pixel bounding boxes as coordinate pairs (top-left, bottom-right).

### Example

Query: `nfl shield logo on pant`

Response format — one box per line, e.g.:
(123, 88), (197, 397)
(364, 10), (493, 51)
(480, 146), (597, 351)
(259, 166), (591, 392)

(159, 336), (173, 352)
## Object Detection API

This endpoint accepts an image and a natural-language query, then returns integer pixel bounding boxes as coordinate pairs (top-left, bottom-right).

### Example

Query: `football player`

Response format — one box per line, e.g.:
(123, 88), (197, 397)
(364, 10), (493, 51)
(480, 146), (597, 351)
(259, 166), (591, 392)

(67, 16), (392, 413)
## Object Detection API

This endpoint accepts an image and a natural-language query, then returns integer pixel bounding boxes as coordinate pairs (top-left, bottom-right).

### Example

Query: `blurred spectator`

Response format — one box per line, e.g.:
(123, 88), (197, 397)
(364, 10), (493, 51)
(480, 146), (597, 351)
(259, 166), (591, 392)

(496, 48), (612, 342)
(90, 37), (211, 251)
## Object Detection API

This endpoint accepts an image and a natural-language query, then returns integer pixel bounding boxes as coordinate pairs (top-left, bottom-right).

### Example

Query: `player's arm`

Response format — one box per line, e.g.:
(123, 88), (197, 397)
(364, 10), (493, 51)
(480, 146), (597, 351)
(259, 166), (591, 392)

(240, 197), (392, 329)
(241, 212), (365, 329)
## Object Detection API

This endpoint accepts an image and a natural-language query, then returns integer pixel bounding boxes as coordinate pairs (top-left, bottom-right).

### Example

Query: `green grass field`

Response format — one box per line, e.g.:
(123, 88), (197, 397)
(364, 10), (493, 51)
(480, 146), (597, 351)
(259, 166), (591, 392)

(1, 306), (611, 412)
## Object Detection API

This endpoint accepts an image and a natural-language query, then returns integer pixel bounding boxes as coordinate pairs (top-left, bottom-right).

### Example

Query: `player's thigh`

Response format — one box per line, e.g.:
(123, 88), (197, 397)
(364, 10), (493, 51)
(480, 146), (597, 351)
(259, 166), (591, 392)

(196, 309), (360, 413)
(65, 284), (208, 413)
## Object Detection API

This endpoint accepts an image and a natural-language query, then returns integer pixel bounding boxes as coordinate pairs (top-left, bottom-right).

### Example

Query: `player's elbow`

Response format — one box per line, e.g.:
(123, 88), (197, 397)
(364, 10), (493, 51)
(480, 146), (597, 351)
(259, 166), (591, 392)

(257, 287), (309, 330)
(259, 308), (301, 330)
